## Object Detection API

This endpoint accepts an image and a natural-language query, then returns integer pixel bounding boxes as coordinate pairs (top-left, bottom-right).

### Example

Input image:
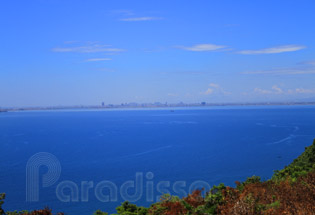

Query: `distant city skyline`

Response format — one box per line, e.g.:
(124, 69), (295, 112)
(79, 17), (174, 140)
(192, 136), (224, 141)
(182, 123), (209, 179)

(1, 0), (315, 107)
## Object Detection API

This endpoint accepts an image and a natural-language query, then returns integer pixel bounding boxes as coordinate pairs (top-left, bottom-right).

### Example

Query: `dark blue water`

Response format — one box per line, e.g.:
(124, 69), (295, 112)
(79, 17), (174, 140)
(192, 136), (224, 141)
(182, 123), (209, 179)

(0, 106), (314, 214)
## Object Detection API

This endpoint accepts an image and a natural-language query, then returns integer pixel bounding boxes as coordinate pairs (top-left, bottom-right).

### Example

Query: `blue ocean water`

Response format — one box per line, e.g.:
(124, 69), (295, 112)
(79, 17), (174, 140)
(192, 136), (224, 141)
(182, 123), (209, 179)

(0, 106), (314, 214)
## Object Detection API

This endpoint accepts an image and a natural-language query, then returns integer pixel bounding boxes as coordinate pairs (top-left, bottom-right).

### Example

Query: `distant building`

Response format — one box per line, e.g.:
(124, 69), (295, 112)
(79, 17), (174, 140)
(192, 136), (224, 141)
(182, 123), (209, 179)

(154, 102), (162, 106)
(201, 102), (206, 106)
(102, 102), (105, 107)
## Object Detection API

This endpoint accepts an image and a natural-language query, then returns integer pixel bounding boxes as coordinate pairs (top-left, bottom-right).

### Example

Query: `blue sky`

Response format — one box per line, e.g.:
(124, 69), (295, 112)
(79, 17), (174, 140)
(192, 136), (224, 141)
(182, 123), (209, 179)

(1, 0), (315, 107)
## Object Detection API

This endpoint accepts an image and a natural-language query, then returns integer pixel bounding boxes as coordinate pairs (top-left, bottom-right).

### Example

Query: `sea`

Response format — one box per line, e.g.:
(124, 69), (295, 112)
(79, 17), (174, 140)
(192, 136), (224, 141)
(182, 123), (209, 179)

(0, 105), (314, 214)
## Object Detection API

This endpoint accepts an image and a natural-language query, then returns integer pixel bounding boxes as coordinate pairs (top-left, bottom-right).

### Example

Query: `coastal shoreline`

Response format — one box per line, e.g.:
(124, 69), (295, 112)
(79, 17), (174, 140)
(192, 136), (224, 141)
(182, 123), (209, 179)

(1, 101), (315, 113)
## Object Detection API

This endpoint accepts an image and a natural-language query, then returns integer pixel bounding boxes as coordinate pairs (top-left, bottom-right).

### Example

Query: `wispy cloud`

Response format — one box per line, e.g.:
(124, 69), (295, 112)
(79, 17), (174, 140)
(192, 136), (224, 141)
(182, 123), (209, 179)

(293, 88), (315, 94)
(85, 58), (112, 62)
(120, 17), (163, 21)
(242, 67), (315, 75)
(178, 44), (226, 52)
(271, 85), (283, 94)
(202, 88), (214, 95)
(209, 83), (220, 88)
(201, 83), (231, 95)
(112, 9), (163, 22)
(238, 45), (306, 55)
(254, 85), (283, 95)
(254, 88), (272, 94)
(254, 85), (315, 95)
(52, 42), (125, 53)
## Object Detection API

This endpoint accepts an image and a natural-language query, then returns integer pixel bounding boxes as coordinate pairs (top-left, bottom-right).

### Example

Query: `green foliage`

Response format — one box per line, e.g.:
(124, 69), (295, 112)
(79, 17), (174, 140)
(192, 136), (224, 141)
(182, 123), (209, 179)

(0, 193), (5, 215)
(160, 193), (180, 202)
(6, 211), (30, 215)
(256, 200), (281, 212)
(236, 175), (261, 191)
(243, 175), (261, 184)
(272, 139), (315, 181)
(114, 201), (148, 215)
(202, 183), (226, 214)
(269, 200), (280, 209)
(93, 209), (108, 215)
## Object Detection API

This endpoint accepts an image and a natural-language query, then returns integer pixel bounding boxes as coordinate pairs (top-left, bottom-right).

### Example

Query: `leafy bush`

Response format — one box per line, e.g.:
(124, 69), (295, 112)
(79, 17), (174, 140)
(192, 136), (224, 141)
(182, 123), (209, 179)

(93, 210), (108, 215)
(236, 175), (261, 191)
(0, 194), (5, 215)
(114, 201), (148, 215)
(272, 139), (315, 181)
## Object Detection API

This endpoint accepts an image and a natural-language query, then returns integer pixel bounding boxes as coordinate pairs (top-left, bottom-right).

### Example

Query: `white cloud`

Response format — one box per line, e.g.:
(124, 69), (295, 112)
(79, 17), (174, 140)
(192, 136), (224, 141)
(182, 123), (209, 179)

(85, 58), (112, 62)
(203, 88), (214, 95)
(209, 83), (220, 88)
(52, 43), (124, 53)
(120, 17), (162, 21)
(238, 45), (306, 55)
(254, 86), (315, 95)
(271, 85), (283, 94)
(178, 44), (226, 52)
(254, 88), (273, 94)
(254, 85), (283, 94)
(201, 83), (231, 95)
(294, 88), (315, 94)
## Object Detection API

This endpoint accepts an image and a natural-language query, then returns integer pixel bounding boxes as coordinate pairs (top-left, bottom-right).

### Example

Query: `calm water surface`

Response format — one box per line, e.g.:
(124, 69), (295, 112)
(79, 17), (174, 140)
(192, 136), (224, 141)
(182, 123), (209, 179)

(0, 106), (314, 214)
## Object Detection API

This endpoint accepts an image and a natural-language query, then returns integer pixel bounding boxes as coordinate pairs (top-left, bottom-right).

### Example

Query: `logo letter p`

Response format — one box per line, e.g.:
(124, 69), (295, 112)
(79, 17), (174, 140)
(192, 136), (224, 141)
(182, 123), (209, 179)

(26, 152), (61, 202)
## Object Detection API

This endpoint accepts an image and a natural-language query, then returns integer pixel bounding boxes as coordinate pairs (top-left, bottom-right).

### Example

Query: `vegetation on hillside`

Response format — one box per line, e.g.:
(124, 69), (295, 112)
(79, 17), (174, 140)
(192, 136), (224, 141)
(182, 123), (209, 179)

(272, 139), (315, 181)
(1, 139), (314, 215)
